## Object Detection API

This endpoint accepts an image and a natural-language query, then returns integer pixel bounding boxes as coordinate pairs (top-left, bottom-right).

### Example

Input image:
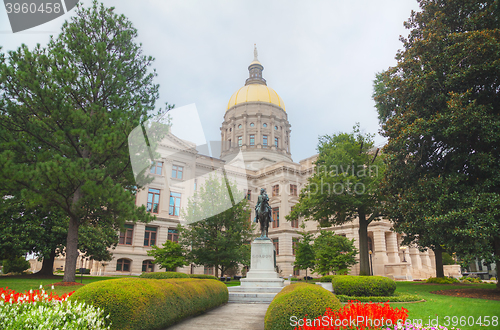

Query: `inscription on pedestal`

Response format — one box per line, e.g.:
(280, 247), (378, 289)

(252, 254), (272, 258)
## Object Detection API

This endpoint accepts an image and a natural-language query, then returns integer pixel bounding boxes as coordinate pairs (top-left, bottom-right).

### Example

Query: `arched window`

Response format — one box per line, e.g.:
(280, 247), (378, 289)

(142, 260), (154, 273)
(116, 259), (131, 272)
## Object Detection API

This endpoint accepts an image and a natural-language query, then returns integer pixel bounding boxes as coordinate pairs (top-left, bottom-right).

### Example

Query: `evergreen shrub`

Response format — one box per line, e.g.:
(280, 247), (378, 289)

(460, 276), (482, 284)
(264, 283), (341, 330)
(426, 277), (459, 284)
(139, 271), (189, 279)
(188, 274), (218, 280)
(319, 275), (336, 283)
(332, 275), (396, 296)
(69, 278), (228, 330)
(2, 257), (30, 274)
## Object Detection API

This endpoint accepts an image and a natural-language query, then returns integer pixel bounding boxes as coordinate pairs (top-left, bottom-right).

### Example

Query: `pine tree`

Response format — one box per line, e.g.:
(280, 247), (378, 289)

(0, 1), (161, 282)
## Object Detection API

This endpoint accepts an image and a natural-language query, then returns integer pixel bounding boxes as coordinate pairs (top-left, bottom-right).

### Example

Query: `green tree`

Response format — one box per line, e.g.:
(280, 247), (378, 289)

(179, 175), (254, 277)
(287, 125), (385, 275)
(147, 240), (188, 271)
(0, 196), (67, 275)
(373, 0), (500, 284)
(2, 256), (30, 275)
(0, 195), (122, 275)
(312, 231), (358, 276)
(292, 231), (315, 279)
(0, 1), (162, 282)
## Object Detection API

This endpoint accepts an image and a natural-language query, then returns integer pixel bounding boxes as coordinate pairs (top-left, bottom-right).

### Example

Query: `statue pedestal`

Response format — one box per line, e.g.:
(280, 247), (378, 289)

(228, 239), (284, 303)
(241, 239), (284, 287)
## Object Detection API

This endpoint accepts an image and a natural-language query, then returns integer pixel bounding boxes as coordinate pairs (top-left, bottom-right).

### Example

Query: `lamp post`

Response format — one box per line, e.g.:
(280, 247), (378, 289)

(369, 250), (373, 276)
(401, 246), (407, 262)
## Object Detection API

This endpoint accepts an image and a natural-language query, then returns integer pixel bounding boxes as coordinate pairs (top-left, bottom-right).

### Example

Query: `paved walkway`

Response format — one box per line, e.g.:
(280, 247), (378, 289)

(165, 303), (269, 330)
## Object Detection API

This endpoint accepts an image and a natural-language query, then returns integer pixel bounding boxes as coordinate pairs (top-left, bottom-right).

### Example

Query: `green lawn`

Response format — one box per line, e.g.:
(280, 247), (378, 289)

(389, 281), (500, 330)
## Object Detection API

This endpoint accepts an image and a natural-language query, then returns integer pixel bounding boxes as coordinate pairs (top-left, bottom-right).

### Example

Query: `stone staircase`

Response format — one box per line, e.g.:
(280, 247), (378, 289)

(228, 286), (284, 303)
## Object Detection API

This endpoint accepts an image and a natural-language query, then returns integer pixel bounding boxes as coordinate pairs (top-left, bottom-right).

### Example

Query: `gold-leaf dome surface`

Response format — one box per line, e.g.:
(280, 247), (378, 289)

(227, 84), (285, 111)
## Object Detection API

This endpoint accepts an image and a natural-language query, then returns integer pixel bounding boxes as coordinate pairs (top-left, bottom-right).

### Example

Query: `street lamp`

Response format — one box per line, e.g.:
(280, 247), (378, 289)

(369, 250), (373, 276)
(401, 246), (407, 262)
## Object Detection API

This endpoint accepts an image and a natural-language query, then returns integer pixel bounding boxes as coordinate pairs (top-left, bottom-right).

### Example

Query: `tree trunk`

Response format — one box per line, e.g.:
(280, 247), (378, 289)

(434, 246), (444, 278)
(494, 238), (500, 290)
(63, 185), (84, 283)
(38, 249), (56, 276)
(63, 215), (80, 283)
(358, 212), (370, 276)
(215, 265), (219, 278)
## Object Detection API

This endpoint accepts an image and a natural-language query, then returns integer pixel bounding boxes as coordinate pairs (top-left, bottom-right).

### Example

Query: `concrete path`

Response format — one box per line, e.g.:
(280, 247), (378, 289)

(165, 303), (269, 330)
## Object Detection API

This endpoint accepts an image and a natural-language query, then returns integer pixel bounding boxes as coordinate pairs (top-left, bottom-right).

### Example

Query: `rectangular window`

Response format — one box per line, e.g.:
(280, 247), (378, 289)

(263, 135), (268, 147)
(238, 136), (242, 147)
(119, 224), (134, 245)
(204, 266), (214, 275)
(194, 179), (197, 191)
(290, 184), (297, 196)
(142, 260), (154, 272)
(272, 184), (279, 196)
(169, 192), (181, 216)
(167, 229), (179, 243)
(150, 161), (163, 175)
(172, 165), (183, 179)
(293, 237), (298, 255)
(275, 137), (279, 147)
(273, 238), (279, 255)
(144, 226), (157, 246)
(247, 189), (251, 201)
(147, 188), (160, 214)
(272, 207), (279, 228)
(116, 259), (130, 272)
(293, 266), (300, 276)
(249, 134), (255, 146)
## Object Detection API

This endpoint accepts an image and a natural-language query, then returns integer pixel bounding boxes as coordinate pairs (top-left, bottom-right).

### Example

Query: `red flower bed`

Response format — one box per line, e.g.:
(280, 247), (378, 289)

(0, 287), (74, 303)
(295, 301), (409, 330)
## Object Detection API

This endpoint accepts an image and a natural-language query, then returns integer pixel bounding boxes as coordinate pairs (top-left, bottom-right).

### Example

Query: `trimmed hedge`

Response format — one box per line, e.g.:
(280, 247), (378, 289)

(336, 292), (421, 303)
(139, 271), (189, 279)
(188, 274), (218, 280)
(69, 278), (228, 330)
(426, 277), (459, 284)
(264, 283), (341, 330)
(319, 275), (336, 283)
(332, 275), (396, 297)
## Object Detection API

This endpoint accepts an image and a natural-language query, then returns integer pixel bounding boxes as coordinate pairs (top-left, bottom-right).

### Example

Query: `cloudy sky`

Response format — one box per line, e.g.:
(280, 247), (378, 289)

(1, 0), (421, 162)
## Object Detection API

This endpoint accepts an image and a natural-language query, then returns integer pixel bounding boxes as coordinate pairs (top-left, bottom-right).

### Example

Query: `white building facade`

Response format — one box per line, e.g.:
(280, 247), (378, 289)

(42, 49), (461, 280)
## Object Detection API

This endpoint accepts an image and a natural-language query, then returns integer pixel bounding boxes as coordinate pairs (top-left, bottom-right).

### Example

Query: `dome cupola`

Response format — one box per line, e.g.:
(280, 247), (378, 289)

(220, 46), (292, 169)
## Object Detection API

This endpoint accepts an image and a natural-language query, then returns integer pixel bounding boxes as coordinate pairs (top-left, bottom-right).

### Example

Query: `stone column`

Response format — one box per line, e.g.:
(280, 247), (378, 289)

(428, 249), (436, 270)
(281, 120), (285, 152)
(257, 114), (262, 148)
(231, 122), (235, 149)
(270, 118), (275, 150)
(386, 232), (401, 263)
(372, 230), (389, 276)
(409, 247), (423, 270)
(243, 116), (247, 146)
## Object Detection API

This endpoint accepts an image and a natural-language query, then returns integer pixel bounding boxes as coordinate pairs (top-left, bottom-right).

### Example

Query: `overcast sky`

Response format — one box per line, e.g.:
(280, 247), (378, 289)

(1, 0), (421, 162)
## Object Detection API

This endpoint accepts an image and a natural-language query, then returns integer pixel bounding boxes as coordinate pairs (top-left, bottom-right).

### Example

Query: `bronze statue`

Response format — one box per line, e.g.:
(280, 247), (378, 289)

(254, 188), (272, 239)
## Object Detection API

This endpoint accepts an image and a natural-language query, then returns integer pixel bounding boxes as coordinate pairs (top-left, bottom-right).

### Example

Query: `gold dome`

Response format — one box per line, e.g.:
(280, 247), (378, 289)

(227, 84), (285, 111)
